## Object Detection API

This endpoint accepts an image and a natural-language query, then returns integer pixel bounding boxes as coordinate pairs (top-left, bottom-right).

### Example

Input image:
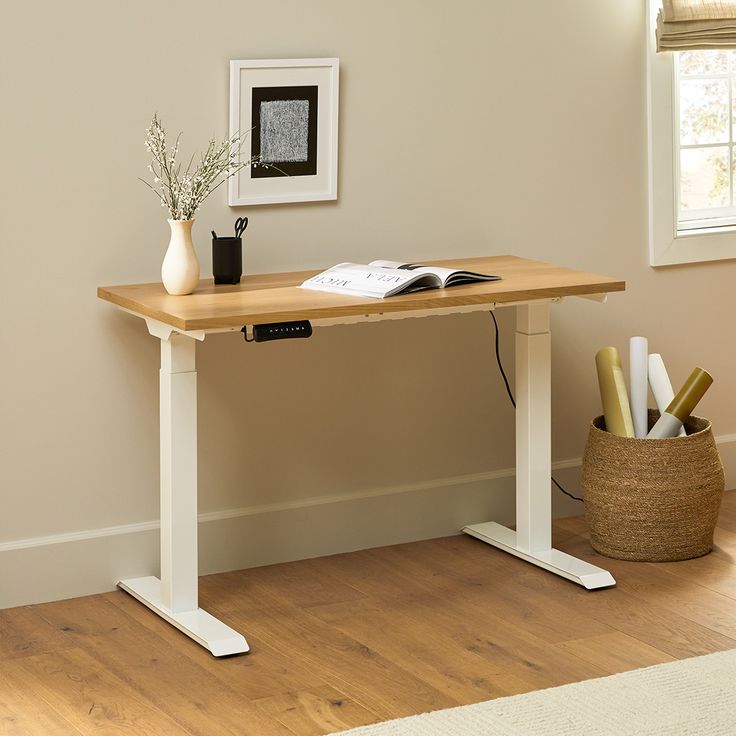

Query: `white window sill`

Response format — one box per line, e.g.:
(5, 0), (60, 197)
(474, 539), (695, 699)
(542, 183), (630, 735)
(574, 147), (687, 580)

(651, 228), (736, 267)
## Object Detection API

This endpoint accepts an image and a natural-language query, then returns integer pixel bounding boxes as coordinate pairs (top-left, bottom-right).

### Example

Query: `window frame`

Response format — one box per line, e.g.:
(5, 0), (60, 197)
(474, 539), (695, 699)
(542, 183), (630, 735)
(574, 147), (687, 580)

(647, 0), (736, 266)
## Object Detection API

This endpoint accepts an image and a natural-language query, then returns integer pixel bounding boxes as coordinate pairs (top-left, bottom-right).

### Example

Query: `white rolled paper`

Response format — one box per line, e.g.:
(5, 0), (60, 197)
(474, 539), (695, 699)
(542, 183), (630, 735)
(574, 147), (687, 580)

(647, 353), (686, 437)
(630, 337), (649, 438)
(646, 412), (684, 440)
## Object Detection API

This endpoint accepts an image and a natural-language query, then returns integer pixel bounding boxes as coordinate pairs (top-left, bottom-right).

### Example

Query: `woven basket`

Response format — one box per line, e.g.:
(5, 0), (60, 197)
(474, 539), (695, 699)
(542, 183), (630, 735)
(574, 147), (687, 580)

(581, 409), (724, 562)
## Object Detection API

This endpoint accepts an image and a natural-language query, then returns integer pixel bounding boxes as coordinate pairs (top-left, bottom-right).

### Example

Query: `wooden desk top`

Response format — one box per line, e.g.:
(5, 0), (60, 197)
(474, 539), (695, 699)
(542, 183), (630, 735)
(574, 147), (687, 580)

(98, 255), (625, 331)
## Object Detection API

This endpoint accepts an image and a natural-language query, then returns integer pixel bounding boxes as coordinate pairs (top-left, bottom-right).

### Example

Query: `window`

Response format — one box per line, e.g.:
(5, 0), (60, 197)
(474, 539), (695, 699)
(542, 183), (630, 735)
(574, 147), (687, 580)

(677, 50), (736, 231)
(648, 3), (736, 265)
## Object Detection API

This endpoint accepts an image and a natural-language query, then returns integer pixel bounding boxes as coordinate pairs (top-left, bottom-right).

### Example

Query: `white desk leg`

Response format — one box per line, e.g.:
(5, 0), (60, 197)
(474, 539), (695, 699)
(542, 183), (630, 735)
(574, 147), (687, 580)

(118, 332), (249, 656)
(463, 304), (615, 590)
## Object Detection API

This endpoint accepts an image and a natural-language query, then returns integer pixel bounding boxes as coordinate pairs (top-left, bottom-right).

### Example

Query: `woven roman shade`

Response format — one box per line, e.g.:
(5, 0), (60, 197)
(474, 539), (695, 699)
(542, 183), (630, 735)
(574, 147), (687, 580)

(657, 0), (736, 50)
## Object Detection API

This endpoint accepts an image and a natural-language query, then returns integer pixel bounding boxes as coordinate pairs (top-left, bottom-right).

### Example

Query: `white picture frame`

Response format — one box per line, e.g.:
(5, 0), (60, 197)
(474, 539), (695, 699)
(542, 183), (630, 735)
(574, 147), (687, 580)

(228, 58), (339, 206)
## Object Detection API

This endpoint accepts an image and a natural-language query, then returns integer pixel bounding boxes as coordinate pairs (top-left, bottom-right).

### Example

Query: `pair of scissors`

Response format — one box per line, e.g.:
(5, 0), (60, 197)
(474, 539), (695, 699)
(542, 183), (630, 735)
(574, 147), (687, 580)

(235, 217), (249, 238)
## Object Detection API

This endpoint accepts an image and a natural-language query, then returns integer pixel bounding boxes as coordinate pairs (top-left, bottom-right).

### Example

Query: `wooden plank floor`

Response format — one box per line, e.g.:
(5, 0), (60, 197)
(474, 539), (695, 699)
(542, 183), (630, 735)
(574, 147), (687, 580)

(4, 493), (736, 735)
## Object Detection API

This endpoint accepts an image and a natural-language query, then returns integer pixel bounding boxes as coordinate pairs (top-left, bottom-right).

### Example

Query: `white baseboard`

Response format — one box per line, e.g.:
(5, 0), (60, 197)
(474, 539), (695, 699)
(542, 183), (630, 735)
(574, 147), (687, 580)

(2, 435), (735, 609)
(0, 466), (519, 608)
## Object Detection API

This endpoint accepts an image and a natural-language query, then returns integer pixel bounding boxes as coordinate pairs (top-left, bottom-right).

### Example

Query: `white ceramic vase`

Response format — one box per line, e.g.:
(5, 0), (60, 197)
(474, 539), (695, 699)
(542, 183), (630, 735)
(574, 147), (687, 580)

(162, 219), (200, 295)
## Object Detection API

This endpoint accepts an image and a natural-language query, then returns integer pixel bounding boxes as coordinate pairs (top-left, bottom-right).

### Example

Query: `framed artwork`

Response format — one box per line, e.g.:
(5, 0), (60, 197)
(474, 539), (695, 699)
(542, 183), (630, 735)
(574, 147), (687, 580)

(228, 58), (339, 206)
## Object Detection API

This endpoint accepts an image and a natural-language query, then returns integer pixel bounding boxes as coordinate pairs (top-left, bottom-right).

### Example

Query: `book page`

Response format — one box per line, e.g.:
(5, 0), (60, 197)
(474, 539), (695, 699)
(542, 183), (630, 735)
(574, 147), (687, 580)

(369, 260), (496, 287)
(300, 263), (440, 298)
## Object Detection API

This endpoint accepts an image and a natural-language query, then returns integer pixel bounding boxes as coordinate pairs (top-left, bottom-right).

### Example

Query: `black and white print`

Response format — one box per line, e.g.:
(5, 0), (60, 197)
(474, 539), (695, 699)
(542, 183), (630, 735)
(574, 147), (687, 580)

(251, 85), (318, 178)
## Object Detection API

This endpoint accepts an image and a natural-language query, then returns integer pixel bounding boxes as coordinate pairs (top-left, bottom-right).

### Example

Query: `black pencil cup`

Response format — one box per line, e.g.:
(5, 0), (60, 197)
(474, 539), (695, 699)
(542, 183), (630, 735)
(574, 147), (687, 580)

(212, 237), (243, 285)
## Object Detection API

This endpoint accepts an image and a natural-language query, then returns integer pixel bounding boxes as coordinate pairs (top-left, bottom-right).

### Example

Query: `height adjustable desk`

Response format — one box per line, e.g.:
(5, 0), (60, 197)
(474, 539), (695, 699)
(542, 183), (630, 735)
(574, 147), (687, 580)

(98, 255), (625, 656)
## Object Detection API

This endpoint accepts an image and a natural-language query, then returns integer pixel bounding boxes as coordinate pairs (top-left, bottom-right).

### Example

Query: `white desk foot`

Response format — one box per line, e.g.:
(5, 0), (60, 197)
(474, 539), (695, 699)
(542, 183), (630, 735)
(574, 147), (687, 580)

(462, 522), (616, 590)
(118, 576), (249, 656)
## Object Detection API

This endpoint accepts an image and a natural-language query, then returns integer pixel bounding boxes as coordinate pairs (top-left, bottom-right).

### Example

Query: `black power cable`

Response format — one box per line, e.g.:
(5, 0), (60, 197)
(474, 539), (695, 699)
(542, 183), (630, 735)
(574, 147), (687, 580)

(489, 311), (583, 503)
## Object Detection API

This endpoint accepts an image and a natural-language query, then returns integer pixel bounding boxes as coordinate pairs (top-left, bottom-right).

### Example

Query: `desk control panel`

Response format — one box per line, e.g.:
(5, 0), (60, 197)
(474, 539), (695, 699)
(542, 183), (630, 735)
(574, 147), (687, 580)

(242, 321), (313, 343)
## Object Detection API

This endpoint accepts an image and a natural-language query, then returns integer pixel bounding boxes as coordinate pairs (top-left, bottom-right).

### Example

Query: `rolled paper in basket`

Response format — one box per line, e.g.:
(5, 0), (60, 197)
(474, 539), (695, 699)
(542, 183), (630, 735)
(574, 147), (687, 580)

(629, 337), (648, 438)
(648, 353), (686, 437)
(647, 367), (713, 439)
(595, 346), (635, 437)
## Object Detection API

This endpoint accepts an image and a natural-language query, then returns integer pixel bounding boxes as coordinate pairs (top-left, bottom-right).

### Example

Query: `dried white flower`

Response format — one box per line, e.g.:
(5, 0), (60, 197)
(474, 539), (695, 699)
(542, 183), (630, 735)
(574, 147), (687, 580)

(141, 113), (266, 220)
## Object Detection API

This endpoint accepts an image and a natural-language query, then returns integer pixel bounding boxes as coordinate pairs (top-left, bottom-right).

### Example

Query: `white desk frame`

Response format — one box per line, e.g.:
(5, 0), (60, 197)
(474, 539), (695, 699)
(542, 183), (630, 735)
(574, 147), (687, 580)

(116, 296), (615, 657)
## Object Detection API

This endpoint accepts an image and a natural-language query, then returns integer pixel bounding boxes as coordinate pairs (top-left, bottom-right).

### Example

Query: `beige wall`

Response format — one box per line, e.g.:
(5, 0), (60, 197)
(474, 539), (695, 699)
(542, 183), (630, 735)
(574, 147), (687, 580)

(2, 0), (735, 607)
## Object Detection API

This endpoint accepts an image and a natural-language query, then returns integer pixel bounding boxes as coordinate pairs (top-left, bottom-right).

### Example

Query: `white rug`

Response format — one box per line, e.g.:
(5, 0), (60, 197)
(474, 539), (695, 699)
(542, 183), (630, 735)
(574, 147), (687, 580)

(328, 650), (736, 735)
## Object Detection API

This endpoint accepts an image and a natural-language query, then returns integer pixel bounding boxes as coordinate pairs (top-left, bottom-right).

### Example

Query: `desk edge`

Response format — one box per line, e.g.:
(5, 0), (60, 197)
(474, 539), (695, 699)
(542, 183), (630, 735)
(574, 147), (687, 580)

(98, 279), (626, 332)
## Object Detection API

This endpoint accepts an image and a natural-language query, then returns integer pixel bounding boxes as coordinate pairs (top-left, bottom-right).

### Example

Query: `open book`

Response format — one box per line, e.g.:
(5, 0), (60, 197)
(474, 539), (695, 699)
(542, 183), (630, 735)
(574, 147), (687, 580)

(300, 260), (501, 299)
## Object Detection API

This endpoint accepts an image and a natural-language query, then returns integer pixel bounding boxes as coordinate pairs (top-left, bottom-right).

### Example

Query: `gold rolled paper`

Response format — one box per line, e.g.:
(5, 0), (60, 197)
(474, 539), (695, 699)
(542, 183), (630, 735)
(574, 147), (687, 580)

(595, 347), (635, 438)
(667, 367), (713, 422)
(646, 367), (714, 439)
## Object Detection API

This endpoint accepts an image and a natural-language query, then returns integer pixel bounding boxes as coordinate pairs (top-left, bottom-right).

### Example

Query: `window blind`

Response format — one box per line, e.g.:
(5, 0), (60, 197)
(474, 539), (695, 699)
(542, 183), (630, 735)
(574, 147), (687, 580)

(657, 0), (736, 50)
